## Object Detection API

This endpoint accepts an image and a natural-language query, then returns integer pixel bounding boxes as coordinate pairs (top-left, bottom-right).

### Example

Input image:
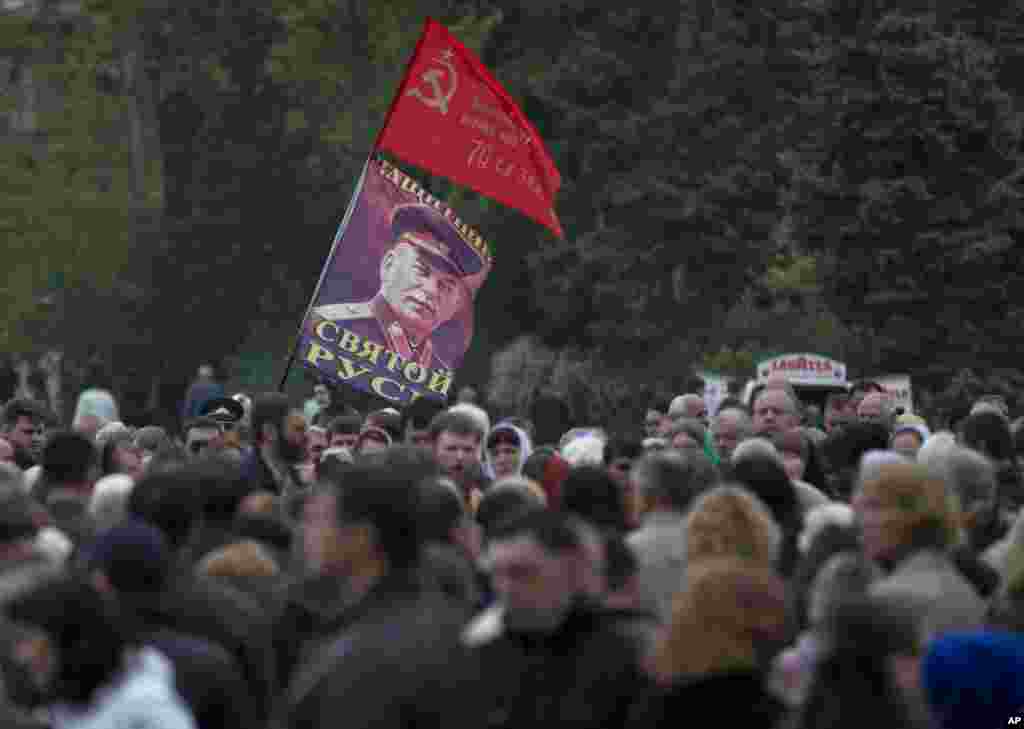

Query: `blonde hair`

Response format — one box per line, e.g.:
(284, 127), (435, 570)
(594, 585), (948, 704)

(686, 485), (782, 567)
(197, 540), (280, 580)
(652, 558), (788, 681)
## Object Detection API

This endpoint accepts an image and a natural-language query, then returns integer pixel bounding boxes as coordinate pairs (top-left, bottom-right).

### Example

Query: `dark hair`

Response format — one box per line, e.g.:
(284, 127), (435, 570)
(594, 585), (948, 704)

(488, 509), (582, 555)
(560, 466), (628, 533)
(402, 398), (445, 434)
(99, 433), (132, 477)
(89, 518), (171, 594)
(6, 574), (130, 705)
(476, 488), (543, 541)
(184, 457), (253, 525)
(647, 398), (672, 415)
(960, 412), (1015, 463)
(604, 533), (638, 593)
(1, 398), (43, 429)
(417, 479), (465, 544)
(603, 436), (643, 465)
(327, 415), (363, 437)
(234, 513), (293, 555)
(429, 411), (483, 443)
(326, 463), (425, 569)
(127, 465), (203, 550)
(522, 446), (558, 483)
(134, 426), (170, 453)
(500, 417), (536, 441)
(40, 431), (96, 485)
(368, 411), (403, 443)
(250, 392), (292, 443)
(731, 455), (803, 576)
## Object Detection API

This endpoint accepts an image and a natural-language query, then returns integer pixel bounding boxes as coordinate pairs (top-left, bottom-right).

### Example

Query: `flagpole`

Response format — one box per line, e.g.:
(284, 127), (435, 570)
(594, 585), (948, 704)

(278, 19), (434, 393)
(277, 156), (373, 392)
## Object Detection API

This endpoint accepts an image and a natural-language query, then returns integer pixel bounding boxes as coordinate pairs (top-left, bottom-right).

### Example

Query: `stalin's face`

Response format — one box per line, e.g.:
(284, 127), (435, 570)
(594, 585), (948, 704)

(380, 239), (463, 340)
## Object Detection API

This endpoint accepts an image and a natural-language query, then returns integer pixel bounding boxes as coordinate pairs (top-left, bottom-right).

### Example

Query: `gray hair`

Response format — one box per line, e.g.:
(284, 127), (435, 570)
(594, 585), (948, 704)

(668, 393), (705, 419)
(0, 462), (26, 494)
(666, 417), (707, 446)
(712, 407), (753, 438)
(808, 552), (882, 626)
(731, 437), (782, 467)
(855, 450), (911, 493)
(917, 431), (958, 473)
(631, 450), (720, 513)
(933, 446), (996, 511)
(88, 474), (135, 533)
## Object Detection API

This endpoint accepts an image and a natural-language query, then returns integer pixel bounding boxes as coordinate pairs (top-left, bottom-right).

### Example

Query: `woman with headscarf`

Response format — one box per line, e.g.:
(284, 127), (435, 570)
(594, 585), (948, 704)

(484, 422), (532, 481)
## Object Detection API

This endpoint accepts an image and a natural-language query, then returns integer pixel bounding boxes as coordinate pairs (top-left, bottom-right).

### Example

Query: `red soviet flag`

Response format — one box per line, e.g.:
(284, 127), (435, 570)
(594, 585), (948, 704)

(377, 19), (564, 238)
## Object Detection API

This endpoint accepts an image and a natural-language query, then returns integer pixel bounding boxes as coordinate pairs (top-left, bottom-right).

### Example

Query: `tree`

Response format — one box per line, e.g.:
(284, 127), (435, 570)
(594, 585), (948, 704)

(786, 1), (1024, 380)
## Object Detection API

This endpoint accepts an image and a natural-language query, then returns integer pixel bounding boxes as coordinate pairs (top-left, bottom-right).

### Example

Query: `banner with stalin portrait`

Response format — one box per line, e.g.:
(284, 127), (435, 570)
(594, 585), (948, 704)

(298, 157), (493, 405)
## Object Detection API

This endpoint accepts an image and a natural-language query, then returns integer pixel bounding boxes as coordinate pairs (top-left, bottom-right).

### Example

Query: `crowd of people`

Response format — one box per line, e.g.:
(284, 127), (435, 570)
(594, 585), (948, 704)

(0, 370), (1022, 728)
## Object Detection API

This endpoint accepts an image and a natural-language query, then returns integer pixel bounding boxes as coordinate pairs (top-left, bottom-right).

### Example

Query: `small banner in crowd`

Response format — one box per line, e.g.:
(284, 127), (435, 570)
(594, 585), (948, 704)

(297, 158), (493, 405)
(377, 18), (564, 238)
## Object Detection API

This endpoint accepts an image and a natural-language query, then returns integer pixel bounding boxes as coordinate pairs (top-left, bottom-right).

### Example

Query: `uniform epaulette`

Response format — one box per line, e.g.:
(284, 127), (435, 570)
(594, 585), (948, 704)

(314, 301), (374, 321)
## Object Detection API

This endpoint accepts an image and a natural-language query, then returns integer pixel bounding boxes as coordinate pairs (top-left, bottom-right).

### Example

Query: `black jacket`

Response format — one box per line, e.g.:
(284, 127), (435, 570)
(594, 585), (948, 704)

(629, 670), (786, 729)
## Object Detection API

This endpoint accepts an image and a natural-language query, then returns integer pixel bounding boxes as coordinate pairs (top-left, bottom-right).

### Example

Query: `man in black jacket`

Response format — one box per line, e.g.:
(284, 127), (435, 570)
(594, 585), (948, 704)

(460, 510), (650, 728)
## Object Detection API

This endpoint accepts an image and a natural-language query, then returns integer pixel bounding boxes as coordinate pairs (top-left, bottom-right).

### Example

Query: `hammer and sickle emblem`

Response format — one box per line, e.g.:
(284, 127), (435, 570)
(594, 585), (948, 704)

(406, 48), (458, 115)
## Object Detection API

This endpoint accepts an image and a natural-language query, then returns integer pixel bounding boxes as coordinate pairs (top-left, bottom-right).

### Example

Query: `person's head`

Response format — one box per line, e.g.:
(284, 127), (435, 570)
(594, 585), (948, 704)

(730, 450), (800, 527)
(4, 573), (131, 706)
(799, 502), (856, 554)
(302, 462), (424, 577)
(132, 426), (170, 465)
(402, 398), (444, 448)
(0, 481), (38, 546)
(184, 416), (224, 461)
(447, 403), (491, 443)
(853, 463), (959, 564)
(327, 415), (363, 450)
(857, 392), (894, 427)
(751, 385), (801, 438)
(711, 406), (753, 463)
(891, 425), (928, 460)
(355, 426), (392, 456)
(559, 466), (628, 534)
(87, 517), (170, 596)
(824, 392), (851, 433)
(39, 431), (96, 491)
(98, 428), (141, 478)
(183, 456), (253, 527)
(560, 432), (607, 468)
(1, 399), (45, 463)
(666, 418), (707, 453)
(475, 478), (546, 542)
(923, 631), (1024, 729)
(603, 436), (643, 485)
(631, 450), (720, 516)
(0, 437), (14, 465)
(668, 393), (707, 422)
(796, 595), (925, 727)
(87, 474), (135, 533)
(651, 558), (789, 683)
(251, 392), (307, 465)
(482, 510), (586, 633)
(685, 485), (782, 567)
(307, 425), (328, 463)
(644, 398), (670, 438)
(312, 383), (331, 407)
(417, 477), (480, 558)
(773, 428), (810, 483)
(197, 364), (216, 381)
(429, 411), (483, 484)
(456, 385), (478, 404)
(126, 465), (202, 552)
(379, 228), (467, 341)
(365, 410), (402, 444)
(485, 424), (532, 481)
(960, 411), (1015, 463)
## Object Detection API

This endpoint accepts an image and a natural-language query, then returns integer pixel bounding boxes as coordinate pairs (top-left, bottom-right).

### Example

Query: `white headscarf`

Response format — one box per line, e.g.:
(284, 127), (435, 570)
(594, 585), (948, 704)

(484, 424), (533, 480)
